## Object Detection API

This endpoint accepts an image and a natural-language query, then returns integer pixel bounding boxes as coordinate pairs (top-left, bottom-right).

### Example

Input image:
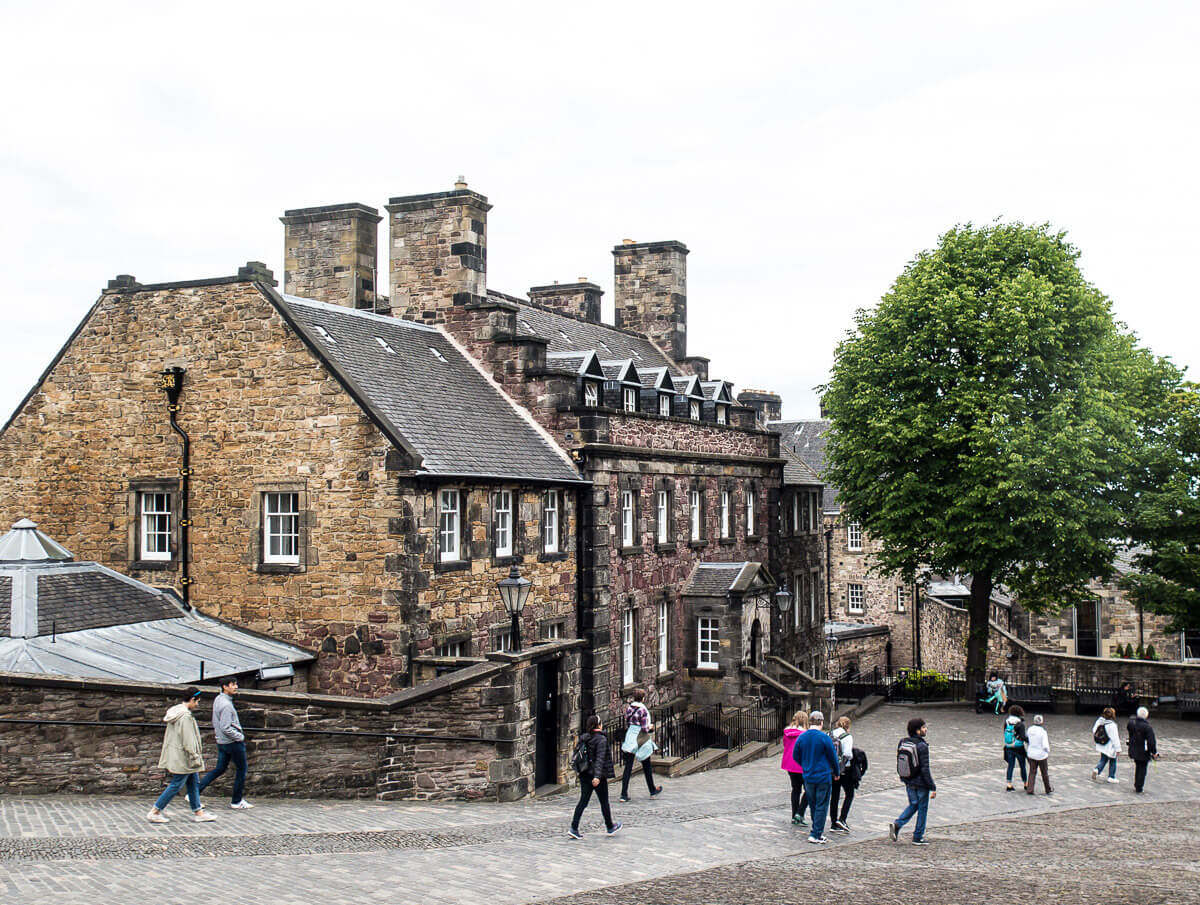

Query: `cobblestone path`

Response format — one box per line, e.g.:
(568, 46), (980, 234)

(2, 705), (1197, 905)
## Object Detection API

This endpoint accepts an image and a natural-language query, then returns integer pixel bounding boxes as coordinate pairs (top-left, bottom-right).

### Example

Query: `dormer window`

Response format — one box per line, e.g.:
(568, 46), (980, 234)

(623, 387), (638, 412)
(716, 404), (727, 425)
(584, 382), (599, 407)
(658, 394), (671, 417)
(689, 400), (701, 421)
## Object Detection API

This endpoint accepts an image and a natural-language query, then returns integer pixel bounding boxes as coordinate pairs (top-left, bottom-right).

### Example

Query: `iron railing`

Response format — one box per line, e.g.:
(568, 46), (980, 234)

(606, 701), (787, 763)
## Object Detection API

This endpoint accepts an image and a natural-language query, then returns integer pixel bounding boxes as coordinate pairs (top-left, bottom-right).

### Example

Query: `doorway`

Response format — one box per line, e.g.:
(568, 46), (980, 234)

(750, 619), (762, 668)
(1074, 601), (1101, 658)
(534, 660), (559, 787)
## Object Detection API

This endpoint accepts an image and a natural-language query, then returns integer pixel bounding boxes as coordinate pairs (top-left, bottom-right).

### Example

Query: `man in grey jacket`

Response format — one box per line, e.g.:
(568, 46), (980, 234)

(198, 677), (252, 809)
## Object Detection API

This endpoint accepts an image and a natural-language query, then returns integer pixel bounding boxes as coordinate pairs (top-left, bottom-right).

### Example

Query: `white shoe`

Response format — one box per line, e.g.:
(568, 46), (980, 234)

(192, 811), (217, 822)
(1090, 771), (1100, 781)
(1107, 777), (1120, 784)
(147, 810), (169, 824)
(230, 800), (254, 809)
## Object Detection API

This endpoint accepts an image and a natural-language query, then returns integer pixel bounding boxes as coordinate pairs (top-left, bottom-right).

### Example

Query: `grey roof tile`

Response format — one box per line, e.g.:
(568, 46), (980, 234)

(35, 571), (181, 634)
(773, 419), (839, 510)
(781, 444), (822, 486)
(504, 297), (676, 370)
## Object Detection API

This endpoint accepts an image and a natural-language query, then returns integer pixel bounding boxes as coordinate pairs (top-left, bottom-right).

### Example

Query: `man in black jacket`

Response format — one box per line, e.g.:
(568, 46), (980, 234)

(890, 717), (936, 845)
(568, 715), (622, 839)
(1126, 706), (1159, 793)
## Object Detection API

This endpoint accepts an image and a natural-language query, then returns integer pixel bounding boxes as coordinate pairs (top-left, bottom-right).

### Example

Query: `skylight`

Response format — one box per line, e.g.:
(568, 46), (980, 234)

(430, 347), (447, 363)
(376, 337), (396, 354)
(312, 325), (336, 343)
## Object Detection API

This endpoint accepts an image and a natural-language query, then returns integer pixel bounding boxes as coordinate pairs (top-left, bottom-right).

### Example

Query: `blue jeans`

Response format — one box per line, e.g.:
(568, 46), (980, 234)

(199, 742), (247, 803)
(803, 779), (832, 837)
(1005, 747), (1027, 783)
(1095, 754), (1117, 778)
(154, 772), (201, 812)
(895, 784), (930, 841)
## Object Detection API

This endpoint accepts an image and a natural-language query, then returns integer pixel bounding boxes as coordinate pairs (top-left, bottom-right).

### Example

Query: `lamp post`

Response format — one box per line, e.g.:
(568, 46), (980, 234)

(825, 628), (840, 719)
(497, 564), (532, 652)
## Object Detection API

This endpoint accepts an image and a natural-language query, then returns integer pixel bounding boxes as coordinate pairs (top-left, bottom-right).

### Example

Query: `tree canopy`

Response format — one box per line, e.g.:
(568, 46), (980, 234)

(821, 222), (1179, 681)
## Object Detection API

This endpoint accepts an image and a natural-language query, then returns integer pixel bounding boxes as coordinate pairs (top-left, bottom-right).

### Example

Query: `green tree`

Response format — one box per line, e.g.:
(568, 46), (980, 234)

(821, 222), (1178, 686)
(1122, 383), (1200, 632)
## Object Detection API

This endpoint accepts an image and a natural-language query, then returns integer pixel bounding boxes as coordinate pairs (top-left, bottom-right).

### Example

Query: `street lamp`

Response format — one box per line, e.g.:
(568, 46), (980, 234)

(497, 564), (532, 652)
(825, 628), (840, 718)
(774, 582), (793, 618)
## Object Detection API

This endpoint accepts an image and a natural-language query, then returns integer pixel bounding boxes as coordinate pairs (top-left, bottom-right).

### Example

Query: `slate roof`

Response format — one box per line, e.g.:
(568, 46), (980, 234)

(772, 419), (839, 510)
(683, 561), (774, 597)
(638, 367), (673, 390)
(599, 360), (638, 383)
(276, 295), (584, 485)
(780, 444), (822, 487)
(507, 297), (676, 371)
(34, 570), (181, 635)
(545, 351), (590, 374)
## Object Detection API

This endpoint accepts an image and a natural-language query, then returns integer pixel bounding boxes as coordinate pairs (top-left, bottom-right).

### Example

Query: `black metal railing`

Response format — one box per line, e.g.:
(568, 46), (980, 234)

(606, 700), (787, 763)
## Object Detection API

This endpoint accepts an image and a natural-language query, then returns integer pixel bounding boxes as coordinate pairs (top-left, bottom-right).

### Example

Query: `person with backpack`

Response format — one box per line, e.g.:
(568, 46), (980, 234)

(829, 716), (858, 833)
(780, 709), (811, 826)
(1024, 714), (1051, 795)
(792, 710), (840, 844)
(619, 689), (662, 802)
(568, 714), (621, 839)
(1126, 706), (1158, 793)
(890, 716), (935, 846)
(1092, 706), (1122, 783)
(1003, 705), (1029, 791)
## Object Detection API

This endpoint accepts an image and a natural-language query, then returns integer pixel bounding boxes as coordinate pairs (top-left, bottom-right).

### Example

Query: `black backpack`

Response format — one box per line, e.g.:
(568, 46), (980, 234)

(897, 737), (919, 780)
(570, 737), (592, 775)
(1093, 722), (1110, 745)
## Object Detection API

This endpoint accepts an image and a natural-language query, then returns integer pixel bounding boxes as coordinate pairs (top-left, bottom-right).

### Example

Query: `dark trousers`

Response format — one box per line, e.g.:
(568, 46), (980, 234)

(1004, 747), (1028, 783)
(621, 752), (658, 798)
(1133, 758), (1149, 792)
(1025, 757), (1051, 793)
(788, 772), (808, 818)
(831, 776), (855, 822)
(572, 776), (614, 831)
(198, 741), (247, 804)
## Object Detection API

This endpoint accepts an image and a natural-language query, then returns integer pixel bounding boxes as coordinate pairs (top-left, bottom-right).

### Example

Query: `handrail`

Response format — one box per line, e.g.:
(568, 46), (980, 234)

(765, 655), (820, 686)
(0, 717), (493, 743)
(741, 664), (808, 699)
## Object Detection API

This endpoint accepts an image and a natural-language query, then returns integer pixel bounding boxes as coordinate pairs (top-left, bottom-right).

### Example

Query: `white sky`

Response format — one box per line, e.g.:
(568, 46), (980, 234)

(2, 2), (1197, 423)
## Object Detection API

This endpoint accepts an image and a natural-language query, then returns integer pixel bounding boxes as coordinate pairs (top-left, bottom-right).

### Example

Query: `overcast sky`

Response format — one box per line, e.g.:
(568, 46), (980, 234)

(2, 2), (1197, 424)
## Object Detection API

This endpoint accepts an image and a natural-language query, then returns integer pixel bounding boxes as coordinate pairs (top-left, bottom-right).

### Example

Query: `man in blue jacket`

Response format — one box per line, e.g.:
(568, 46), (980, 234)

(792, 710), (840, 844)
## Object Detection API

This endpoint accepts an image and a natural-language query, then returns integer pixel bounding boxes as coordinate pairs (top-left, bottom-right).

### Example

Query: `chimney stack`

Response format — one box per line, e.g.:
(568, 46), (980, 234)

(612, 240), (688, 362)
(528, 280), (603, 323)
(281, 203), (382, 310)
(737, 389), (783, 427)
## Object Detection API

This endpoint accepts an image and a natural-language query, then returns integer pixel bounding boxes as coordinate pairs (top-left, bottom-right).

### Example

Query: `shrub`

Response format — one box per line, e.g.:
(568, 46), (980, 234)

(898, 669), (950, 698)
(1146, 643), (1158, 661)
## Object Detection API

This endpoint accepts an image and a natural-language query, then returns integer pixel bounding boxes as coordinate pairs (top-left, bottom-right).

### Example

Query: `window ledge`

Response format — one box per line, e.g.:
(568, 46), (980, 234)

(492, 554), (524, 568)
(655, 670), (676, 683)
(131, 560), (176, 572)
(746, 534), (762, 543)
(718, 537), (737, 546)
(434, 559), (472, 574)
(538, 551), (569, 563)
(687, 540), (708, 550)
(654, 542), (677, 554)
(618, 545), (644, 557)
(621, 682), (641, 694)
(257, 562), (304, 575)
(691, 667), (724, 677)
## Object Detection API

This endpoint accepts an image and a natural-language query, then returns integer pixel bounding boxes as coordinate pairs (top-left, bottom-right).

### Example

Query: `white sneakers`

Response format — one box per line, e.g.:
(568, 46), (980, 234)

(230, 800), (254, 809)
(146, 810), (169, 824)
(192, 811), (217, 822)
(1107, 777), (1120, 784)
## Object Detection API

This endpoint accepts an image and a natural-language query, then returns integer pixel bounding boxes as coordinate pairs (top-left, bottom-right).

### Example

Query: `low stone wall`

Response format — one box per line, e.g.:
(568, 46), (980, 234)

(832, 630), (890, 678)
(0, 640), (583, 801)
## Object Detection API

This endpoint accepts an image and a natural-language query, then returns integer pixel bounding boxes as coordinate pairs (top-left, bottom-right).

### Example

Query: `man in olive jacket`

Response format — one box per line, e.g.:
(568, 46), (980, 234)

(147, 687), (216, 823)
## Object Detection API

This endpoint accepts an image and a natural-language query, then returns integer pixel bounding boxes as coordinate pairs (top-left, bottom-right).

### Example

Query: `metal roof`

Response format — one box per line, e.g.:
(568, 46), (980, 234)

(0, 519), (73, 563)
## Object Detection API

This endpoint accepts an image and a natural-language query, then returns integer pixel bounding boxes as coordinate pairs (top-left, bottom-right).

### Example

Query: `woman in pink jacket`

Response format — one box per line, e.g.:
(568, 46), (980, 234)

(781, 710), (810, 825)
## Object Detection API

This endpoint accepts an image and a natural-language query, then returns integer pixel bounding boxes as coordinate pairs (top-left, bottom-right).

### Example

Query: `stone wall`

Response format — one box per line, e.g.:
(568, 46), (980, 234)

(830, 630), (890, 678)
(281, 203), (382, 310)
(612, 240), (688, 363)
(0, 641), (583, 801)
(1023, 575), (1179, 659)
(917, 596), (969, 674)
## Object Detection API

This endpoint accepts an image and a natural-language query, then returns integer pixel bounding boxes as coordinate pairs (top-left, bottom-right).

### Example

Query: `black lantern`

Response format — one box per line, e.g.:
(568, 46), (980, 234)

(497, 564), (532, 652)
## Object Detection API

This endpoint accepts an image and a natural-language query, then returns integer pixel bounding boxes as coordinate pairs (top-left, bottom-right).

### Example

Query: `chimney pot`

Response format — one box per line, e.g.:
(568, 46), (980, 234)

(455, 176), (468, 190)
(106, 274), (140, 291)
(622, 239), (635, 245)
(237, 261), (277, 287)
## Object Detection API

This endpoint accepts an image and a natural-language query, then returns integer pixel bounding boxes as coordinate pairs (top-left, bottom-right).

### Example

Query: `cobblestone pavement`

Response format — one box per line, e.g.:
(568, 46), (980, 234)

(2, 705), (1197, 905)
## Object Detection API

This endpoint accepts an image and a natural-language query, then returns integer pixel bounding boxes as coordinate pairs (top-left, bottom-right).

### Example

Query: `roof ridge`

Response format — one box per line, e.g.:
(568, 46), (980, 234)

(282, 294), (440, 333)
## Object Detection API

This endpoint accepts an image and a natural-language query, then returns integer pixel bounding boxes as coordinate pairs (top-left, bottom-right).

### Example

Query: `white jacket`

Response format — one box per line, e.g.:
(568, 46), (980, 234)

(1092, 717), (1121, 758)
(1025, 724), (1050, 760)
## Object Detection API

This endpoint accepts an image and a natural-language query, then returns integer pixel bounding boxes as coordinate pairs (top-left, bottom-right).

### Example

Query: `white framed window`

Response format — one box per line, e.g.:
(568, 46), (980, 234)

(716, 404), (727, 425)
(140, 492), (172, 561)
(656, 489), (669, 544)
(495, 628), (514, 652)
(689, 489), (701, 541)
(439, 489), (461, 562)
(689, 399), (701, 421)
(720, 490), (731, 538)
(896, 586), (907, 613)
(543, 490), (560, 553)
(658, 394), (672, 417)
(848, 583), (865, 614)
(809, 491), (820, 532)
(622, 608), (635, 684)
(493, 490), (512, 558)
(793, 572), (803, 630)
(746, 487), (756, 536)
(542, 621), (565, 640)
(791, 493), (800, 535)
(264, 492), (300, 564)
(584, 382), (599, 407)
(435, 640), (468, 658)
(658, 600), (669, 673)
(698, 617), (719, 668)
(847, 521), (863, 552)
(799, 492), (809, 534)
(621, 489), (635, 547)
(623, 387), (638, 412)
(811, 570), (820, 623)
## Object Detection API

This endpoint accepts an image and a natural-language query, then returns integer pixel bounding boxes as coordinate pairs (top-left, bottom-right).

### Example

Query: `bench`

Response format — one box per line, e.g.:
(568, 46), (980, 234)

(1179, 695), (1200, 719)
(974, 683), (1054, 713)
(1074, 687), (1123, 715)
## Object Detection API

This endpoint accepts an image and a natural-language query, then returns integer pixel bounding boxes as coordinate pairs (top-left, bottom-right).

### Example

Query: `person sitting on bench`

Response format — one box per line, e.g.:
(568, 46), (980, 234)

(982, 673), (1008, 714)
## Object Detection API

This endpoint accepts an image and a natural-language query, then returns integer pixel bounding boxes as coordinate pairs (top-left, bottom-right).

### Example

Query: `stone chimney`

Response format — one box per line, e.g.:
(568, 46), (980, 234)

(280, 203), (382, 309)
(528, 280), (603, 323)
(612, 239), (688, 363)
(386, 180), (491, 324)
(737, 389), (783, 427)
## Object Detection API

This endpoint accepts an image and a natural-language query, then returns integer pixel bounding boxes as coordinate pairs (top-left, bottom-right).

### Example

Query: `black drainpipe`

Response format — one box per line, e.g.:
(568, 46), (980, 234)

(573, 479), (593, 726)
(161, 367), (191, 609)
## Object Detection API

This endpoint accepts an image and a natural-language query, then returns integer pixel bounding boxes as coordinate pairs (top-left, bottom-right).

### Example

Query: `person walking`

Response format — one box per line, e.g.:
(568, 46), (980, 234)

(1092, 706), (1122, 783)
(568, 714), (621, 839)
(829, 716), (856, 833)
(890, 716), (935, 845)
(780, 710), (810, 826)
(1003, 705), (1029, 791)
(198, 677), (252, 809)
(1024, 714), (1052, 795)
(1126, 706), (1159, 793)
(147, 687), (216, 824)
(792, 710), (839, 845)
(619, 689), (662, 802)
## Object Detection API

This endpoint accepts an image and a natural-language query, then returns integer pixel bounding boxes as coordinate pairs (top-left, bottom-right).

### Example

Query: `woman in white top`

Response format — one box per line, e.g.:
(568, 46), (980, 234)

(1024, 714), (1051, 795)
(829, 716), (856, 833)
(1092, 706), (1122, 783)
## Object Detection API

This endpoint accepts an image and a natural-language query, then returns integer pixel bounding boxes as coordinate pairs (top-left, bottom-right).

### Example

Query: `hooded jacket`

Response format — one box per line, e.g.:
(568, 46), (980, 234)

(158, 702), (205, 775)
(1093, 717), (1121, 758)
(780, 726), (804, 773)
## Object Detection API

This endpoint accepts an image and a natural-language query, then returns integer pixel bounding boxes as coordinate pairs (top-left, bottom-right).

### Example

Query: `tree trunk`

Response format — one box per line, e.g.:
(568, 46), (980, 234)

(966, 571), (994, 690)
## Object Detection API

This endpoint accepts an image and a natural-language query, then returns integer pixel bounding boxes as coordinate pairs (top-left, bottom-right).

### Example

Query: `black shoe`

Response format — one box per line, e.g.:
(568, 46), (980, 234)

(912, 838), (930, 846)
(831, 821), (849, 833)
(888, 822), (899, 842)
(606, 822), (623, 836)
(619, 796), (631, 802)
(567, 827), (582, 840)
(650, 786), (663, 798)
